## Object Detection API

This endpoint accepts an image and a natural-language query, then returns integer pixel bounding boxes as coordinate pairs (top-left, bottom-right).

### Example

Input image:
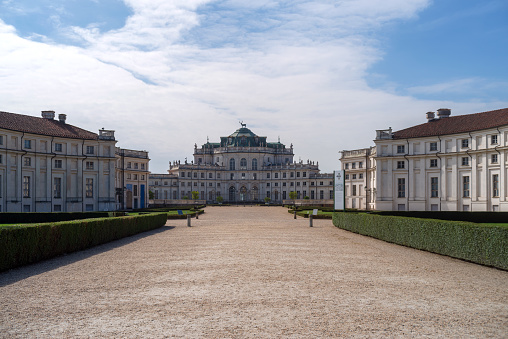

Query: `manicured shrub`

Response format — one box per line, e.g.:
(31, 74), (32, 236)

(0, 213), (167, 272)
(0, 212), (125, 225)
(333, 212), (508, 270)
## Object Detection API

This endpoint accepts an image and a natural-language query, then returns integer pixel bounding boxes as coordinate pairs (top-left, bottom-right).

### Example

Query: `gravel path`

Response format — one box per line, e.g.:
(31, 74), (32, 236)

(1, 206), (507, 338)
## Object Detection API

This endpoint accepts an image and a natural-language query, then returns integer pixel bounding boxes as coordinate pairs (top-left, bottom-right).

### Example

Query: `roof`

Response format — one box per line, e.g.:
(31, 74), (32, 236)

(228, 127), (259, 138)
(393, 108), (508, 139)
(0, 111), (98, 140)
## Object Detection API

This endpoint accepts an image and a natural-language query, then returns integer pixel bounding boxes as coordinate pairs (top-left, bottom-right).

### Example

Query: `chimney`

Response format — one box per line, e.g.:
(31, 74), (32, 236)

(426, 111), (435, 121)
(58, 114), (67, 123)
(436, 108), (451, 119)
(41, 110), (55, 119)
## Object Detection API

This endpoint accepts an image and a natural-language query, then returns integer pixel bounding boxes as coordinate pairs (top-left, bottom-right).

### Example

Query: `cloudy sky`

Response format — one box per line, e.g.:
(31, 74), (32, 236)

(1, 0), (507, 173)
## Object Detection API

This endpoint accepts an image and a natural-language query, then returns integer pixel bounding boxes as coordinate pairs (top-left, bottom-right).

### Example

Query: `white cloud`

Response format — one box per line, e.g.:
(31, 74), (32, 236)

(0, 1), (506, 174)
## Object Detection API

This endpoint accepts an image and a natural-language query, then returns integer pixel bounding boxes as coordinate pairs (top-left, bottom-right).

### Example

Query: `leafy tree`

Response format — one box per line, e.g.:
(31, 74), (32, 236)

(148, 190), (154, 199)
(183, 196), (189, 200)
(216, 196), (224, 204)
(304, 196), (310, 200)
(289, 191), (297, 200)
(191, 191), (199, 200)
(264, 197), (271, 204)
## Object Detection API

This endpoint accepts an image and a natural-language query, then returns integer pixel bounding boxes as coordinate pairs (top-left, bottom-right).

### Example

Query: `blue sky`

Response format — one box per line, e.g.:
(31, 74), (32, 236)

(0, 0), (507, 173)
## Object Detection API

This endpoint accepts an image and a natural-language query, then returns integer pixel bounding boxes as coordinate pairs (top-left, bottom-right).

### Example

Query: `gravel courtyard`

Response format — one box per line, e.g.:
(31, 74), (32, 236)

(1, 206), (507, 338)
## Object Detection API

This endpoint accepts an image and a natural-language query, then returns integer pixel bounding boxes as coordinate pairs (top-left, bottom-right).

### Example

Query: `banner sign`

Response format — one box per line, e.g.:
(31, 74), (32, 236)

(334, 170), (345, 210)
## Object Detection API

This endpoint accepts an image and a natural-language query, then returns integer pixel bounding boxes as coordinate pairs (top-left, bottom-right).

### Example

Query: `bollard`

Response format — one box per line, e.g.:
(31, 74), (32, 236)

(196, 211), (199, 219)
(187, 214), (191, 227)
(309, 214), (313, 227)
(294, 209), (297, 219)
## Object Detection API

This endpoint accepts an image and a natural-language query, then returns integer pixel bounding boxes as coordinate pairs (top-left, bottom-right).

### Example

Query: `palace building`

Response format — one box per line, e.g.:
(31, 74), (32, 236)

(340, 108), (508, 211)
(0, 110), (117, 212)
(149, 124), (334, 204)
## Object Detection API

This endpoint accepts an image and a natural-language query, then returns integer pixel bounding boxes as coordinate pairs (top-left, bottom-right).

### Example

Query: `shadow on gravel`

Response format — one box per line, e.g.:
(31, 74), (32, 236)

(0, 226), (175, 287)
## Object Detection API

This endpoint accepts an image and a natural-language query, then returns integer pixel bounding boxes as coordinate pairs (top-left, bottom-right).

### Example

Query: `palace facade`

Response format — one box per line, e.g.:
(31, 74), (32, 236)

(0, 110), (117, 212)
(340, 108), (508, 211)
(149, 125), (334, 204)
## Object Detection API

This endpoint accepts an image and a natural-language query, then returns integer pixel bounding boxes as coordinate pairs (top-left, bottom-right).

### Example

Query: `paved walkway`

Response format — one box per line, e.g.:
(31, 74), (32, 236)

(1, 206), (507, 338)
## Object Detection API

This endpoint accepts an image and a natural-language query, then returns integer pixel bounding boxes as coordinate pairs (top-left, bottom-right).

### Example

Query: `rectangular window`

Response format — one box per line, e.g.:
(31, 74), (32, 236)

(282, 182), (286, 186)
(141, 163), (145, 170)
(397, 145), (405, 153)
(0, 135), (3, 145)
(290, 172), (294, 178)
(267, 173), (271, 179)
(397, 178), (405, 198)
(54, 204), (62, 212)
(55, 159), (63, 168)
(253, 173), (257, 180)
(430, 159), (438, 167)
(303, 182), (307, 186)
(85, 204), (94, 211)
(358, 162), (363, 169)
(461, 139), (469, 148)
(134, 163), (138, 169)
(86, 161), (94, 170)
(86, 178), (93, 198)
(201, 173), (205, 178)
(320, 190), (324, 199)
(492, 154), (498, 164)
(303, 172), (307, 177)
(267, 183), (270, 187)
(230, 173), (234, 180)
(55, 143), (62, 152)
(397, 161), (405, 169)
(296, 182), (300, 186)
(352, 174), (356, 180)
(345, 175), (349, 179)
(209, 173), (213, 178)
(431, 177), (439, 198)
(359, 173), (364, 179)
(127, 162), (132, 169)
(430, 142), (438, 151)
(217, 174), (221, 179)
(461, 157), (469, 166)
(24, 157), (31, 166)
(134, 185), (138, 196)
(320, 181), (324, 185)
(493, 174), (499, 197)
(296, 172), (300, 177)
(54, 177), (62, 198)
(0, 154), (2, 164)
(0, 175), (2, 197)
(275, 173), (279, 179)
(180, 172), (185, 177)
(491, 135), (498, 145)
(23, 176), (30, 198)
(351, 163), (356, 169)
(24, 140), (31, 149)
(23, 205), (30, 212)
(345, 163), (349, 169)
(141, 175), (145, 180)
(86, 146), (94, 154)
(193, 172), (197, 178)
(329, 191), (333, 199)
(290, 182), (294, 186)
(187, 172), (191, 177)
(283, 173), (287, 178)
(463, 176), (470, 198)
(352, 185), (357, 196)
(133, 174), (138, 180)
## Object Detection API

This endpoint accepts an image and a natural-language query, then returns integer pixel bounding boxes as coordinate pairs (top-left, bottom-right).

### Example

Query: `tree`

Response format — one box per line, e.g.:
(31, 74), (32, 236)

(304, 196), (310, 200)
(289, 191), (297, 201)
(264, 196), (271, 204)
(191, 191), (199, 200)
(216, 195), (224, 204)
(148, 190), (154, 199)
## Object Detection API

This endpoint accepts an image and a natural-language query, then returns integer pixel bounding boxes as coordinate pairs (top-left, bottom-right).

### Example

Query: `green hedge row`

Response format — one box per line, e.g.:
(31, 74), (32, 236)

(370, 211), (508, 224)
(0, 213), (167, 272)
(333, 212), (508, 270)
(166, 210), (204, 219)
(0, 212), (125, 224)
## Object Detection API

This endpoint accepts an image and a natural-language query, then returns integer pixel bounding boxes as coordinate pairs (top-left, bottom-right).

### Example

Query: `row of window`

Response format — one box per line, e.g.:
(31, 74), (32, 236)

(345, 173), (363, 180)
(20, 177), (94, 199)
(126, 162), (146, 170)
(179, 170), (309, 179)
(395, 154), (501, 170)
(395, 175), (500, 199)
(344, 161), (363, 169)
(126, 173), (145, 180)
(396, 136), (500, 155)
(154, 189), (333, 201)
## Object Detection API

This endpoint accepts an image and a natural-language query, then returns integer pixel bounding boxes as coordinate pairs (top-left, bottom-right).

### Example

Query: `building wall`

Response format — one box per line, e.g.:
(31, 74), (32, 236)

(115, 148), (150, 210)
(0, 129), (116, 212)
(373, 125), (508, 211)
(340, 147), (376, 210)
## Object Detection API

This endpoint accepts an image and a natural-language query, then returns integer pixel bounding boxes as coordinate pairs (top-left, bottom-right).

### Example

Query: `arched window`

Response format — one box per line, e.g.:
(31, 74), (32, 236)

(240, 186), (247, 201)
(240, 158), (247, 168)
(252, 158), (258, 170)
(229, 158), (235, 170)
(229, 186), (236, 202)
(251, 186), (259, 201)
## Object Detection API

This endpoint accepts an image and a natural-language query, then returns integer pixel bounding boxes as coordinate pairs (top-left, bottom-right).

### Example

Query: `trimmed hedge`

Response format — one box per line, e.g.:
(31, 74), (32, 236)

(370, 211), (508, 224)
(333, 212), (508, 270)
(0, 213), (167, 272)
(0, 212), (125, 225)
